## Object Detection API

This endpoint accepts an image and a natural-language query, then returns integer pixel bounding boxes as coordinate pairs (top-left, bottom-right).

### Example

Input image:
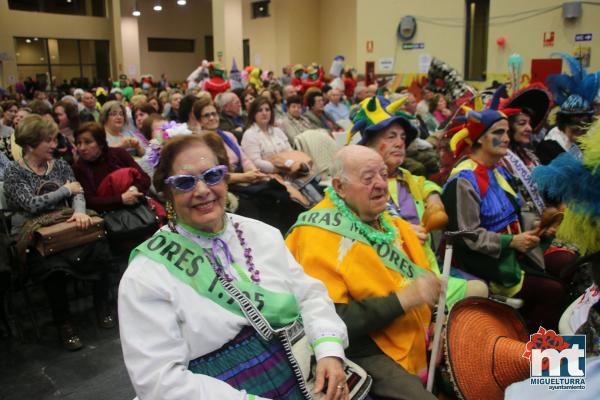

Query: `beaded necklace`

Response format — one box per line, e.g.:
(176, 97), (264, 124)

(326, 186), (397, 245)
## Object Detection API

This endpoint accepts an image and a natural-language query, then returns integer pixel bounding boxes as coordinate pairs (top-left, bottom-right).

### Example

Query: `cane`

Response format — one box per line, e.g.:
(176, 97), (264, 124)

(426, 230), (477, 392)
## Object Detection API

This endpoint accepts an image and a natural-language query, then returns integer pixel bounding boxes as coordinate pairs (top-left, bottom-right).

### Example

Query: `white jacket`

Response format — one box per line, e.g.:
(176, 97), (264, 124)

(119, 214), (347, 400)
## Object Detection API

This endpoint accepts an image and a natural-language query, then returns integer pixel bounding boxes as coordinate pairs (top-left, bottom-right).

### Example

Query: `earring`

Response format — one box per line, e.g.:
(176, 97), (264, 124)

(166, 200), (177, 232)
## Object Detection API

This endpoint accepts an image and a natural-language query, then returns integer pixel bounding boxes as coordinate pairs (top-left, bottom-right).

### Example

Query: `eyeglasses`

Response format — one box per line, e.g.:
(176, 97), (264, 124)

(109, 111), (124, 117)
(201, 112), (219, 119)
(164, 165), (228, 192)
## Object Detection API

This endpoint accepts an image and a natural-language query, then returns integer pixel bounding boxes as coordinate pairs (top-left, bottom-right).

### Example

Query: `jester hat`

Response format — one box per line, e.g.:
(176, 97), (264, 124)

(350, 96), (417, 146)
(449, 86), (520, 156)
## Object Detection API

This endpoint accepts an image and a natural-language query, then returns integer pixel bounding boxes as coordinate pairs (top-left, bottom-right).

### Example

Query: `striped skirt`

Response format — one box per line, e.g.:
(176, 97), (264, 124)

(188, 326), (306, 399)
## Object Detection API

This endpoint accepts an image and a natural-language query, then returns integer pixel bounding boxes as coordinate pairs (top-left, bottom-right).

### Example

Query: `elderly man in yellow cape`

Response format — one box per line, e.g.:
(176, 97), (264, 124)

(286, 145), (440, 400)
(349, 96), (488, 307)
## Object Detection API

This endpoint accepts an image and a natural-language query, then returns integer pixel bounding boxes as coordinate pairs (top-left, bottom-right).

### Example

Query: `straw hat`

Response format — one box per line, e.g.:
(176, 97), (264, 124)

(445, 297), (530, 400)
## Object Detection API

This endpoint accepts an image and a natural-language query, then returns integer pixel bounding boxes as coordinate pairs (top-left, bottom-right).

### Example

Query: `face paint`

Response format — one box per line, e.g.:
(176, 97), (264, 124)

(378, 142), (388, 154)
(179, 157), (208, 172)
(491, 137), (503, 147)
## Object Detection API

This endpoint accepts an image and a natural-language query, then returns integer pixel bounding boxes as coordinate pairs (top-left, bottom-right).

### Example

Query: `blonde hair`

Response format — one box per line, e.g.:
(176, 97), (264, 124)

(130, 94), (148, 108)
(15, 114), (58, 153)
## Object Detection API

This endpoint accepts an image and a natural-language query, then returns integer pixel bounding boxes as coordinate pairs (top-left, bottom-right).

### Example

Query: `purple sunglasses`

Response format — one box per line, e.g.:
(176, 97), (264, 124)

(164, 165), (228, 192)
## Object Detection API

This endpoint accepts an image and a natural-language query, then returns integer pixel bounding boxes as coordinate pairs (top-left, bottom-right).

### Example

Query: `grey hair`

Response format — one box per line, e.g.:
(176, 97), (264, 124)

(99, 100), (128, 127)
(330, 151), (350, 182)
(215, 92), (237, 111)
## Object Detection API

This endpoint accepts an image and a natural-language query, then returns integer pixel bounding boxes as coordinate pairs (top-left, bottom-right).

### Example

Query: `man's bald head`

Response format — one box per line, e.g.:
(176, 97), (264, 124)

(331, 145), (389, 222)
(331, 145), (384, 181)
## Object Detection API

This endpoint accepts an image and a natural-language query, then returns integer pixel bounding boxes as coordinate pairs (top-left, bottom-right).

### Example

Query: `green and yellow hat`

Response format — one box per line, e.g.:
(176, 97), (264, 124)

(350, 95), (417, 146)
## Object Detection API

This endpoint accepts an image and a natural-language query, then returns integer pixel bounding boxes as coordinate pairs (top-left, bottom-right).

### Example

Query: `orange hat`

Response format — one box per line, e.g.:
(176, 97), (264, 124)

(445, 298), (530, 400)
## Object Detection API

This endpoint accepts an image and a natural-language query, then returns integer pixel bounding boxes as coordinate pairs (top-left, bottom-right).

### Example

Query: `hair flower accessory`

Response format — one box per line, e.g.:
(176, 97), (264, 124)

(148, 122), (192, 167)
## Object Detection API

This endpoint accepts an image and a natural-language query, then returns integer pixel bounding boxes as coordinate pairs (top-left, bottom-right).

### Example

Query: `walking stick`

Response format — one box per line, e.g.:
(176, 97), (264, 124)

(426, 230), (477, 392)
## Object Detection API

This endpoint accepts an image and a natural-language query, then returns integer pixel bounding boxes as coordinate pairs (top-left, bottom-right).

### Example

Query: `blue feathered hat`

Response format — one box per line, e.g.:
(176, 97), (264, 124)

(546, 53), (600, 116)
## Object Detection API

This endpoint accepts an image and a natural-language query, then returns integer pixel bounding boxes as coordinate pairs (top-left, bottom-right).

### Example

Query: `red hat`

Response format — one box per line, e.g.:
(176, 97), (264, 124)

(448, 85), (520, 156)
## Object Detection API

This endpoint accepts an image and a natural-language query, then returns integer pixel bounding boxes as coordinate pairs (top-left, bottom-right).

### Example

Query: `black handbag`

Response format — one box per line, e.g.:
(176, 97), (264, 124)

(102, 201), (159, 240)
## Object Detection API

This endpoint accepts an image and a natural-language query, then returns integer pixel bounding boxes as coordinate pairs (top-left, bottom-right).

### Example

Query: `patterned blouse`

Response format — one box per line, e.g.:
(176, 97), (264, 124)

(4, 159), (85, 233)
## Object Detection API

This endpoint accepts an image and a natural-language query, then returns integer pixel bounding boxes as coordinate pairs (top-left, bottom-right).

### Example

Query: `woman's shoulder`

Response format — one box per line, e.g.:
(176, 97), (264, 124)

(109, 146), (135, 162)
(272, 126), (287, 136)
(242, 124), (256, 133)
(122, 251), (175, 296)
(3, 160), (26, 182)
(228, 213), (283, 240)
(52, 157), (72, 170)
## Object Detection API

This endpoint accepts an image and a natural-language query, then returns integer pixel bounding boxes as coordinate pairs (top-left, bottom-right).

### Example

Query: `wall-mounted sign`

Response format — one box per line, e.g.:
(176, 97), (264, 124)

(402, 42), (424, 50)
(575, 33), (592, 42)
(574, 46), (591, 67)
(378, 57), (394, 72)
(418, 54), (432, 73)
(0, 52), (13, 61)
(543, 32), (555, 47)
(127, 64), (137, 77)
(366, 41), (374, 53)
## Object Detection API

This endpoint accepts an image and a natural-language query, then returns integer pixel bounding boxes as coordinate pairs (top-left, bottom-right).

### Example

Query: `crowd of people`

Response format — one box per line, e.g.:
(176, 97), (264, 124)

(0, 54), (599, 399)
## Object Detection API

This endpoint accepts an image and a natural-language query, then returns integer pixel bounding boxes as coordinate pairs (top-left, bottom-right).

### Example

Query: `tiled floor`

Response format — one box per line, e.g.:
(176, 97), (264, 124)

(0, 285), (135, 399)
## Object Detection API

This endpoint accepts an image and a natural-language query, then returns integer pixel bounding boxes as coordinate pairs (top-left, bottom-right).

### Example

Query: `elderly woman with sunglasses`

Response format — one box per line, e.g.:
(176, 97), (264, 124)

(118, 133), (349, 400)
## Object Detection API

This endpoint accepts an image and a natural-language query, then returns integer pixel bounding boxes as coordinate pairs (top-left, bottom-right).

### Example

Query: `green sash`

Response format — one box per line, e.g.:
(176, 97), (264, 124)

(290, 208), (428, 279)
(130, 230), (300, 328)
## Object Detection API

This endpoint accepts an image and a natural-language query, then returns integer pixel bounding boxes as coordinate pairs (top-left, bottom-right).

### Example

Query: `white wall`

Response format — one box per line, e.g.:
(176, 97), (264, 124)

(356, 0), (600, 86)
(121, 0), (213, 81)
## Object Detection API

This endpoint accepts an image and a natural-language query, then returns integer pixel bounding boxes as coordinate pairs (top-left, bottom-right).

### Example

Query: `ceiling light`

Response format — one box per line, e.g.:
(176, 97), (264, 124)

(25, 38), (31, 43)
(177, 0), (187, 5)
(133, 1), (141, 16)
(33, 37), (39, 41)
(153, 1), (162, 11)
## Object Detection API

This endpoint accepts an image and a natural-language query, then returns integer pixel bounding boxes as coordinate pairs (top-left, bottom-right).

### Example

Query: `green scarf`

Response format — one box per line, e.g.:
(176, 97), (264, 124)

(131, 230), (300, 328)
(290, 208), (428, 279)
